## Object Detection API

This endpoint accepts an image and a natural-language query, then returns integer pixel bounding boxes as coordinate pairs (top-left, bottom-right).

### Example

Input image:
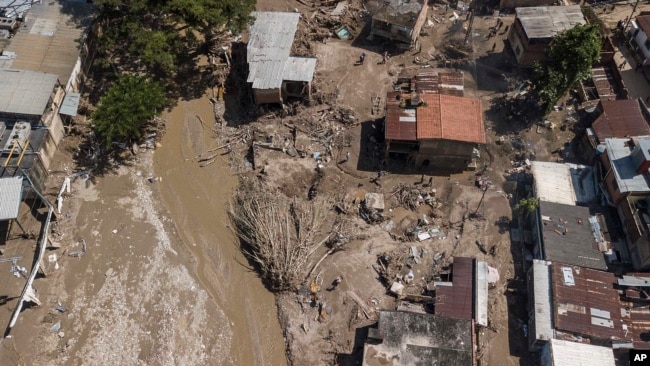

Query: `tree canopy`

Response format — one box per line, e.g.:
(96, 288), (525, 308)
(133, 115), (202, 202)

(92, 75), (167, 147)
(94, 0), (255, 76)
(533, 24), (601, 111)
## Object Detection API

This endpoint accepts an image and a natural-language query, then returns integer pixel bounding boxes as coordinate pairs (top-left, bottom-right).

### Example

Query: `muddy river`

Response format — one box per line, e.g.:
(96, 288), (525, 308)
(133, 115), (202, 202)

(154, 95), (287, 365)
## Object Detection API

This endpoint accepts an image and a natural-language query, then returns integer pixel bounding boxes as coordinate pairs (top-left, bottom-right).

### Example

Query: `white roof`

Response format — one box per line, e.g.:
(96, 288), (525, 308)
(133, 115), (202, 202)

(247, 12), (316, 90)
(605, 137), (650, 194)
(0, 69), (58, 116)
(475, 261), (488, 327)
(549, 339), (615, 366)
(531, 161), (595, 205)
(531, 260), (553, 343)
(0, 176), (23, 221)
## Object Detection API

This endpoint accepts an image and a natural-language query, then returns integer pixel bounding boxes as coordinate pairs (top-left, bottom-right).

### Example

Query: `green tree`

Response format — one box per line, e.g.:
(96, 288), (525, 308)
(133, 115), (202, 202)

(533, 24), (601, 111)
(92, 75), (167, 147)
(514, 197), (539, 214)
(94, 0), (256, 76)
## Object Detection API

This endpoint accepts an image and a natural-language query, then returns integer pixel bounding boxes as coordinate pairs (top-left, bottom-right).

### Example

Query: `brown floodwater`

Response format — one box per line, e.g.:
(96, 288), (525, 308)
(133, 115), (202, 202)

(153, 94), (287, 366)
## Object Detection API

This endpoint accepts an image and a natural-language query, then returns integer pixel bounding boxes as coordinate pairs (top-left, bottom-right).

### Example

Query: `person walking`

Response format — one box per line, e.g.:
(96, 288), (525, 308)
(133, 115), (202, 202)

(359, 52), (366, 65)
(345, 151), (351, 162)
(381, 51), (388, 64)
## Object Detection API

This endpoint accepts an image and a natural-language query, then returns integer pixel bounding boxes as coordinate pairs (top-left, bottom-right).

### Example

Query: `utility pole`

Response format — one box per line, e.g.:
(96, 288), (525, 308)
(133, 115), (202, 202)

(624, 0), (641, 32)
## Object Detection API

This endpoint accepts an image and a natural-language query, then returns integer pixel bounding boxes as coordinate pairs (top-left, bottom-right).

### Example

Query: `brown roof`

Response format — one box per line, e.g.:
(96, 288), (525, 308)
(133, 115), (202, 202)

(591, 65), (620, 101)
(637, 15), (650, 37)
(435, 257), (474, 320)
(416, 93), (485, 143)
(592, 99), (650, 141)
(385, 92), (417, 141)
(415, 71), (464, 96)
(551, 263), (631, 341)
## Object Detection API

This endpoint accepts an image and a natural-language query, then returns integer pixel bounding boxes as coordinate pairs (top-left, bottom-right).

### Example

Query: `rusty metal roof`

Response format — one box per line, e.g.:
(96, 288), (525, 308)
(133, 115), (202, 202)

(591, 65), (620, 101)
(435, 257), (473, 320)
(385, 92), (417, 141)
(592, 99), (650, 141)
(551, 263), (630, 341)
(414, 71), (464, 96)
(637, 15), (650, 37)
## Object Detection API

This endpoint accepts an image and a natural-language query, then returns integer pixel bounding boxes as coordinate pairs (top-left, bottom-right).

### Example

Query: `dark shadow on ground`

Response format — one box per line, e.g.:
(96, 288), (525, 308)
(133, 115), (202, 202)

(337, 323), (374, 366)
(485, 93), (544, 135)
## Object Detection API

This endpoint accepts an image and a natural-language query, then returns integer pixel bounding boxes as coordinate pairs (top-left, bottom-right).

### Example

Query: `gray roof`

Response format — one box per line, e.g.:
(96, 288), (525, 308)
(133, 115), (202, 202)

(0, 176), (23, 221)
(529, 260), (553, 346)
(364, 311), (472, 366)
(0, 69), (58, 116)
(247, 12), (316, 90)
(538, 201), (608, 270)
(60, 92), (80, 116)
(515, 6), (586, 39)
(531, 161), (596, 206)
(549, 339), (615, 366)
(0, 0), (94, 88)
(605, 137), (650, 194)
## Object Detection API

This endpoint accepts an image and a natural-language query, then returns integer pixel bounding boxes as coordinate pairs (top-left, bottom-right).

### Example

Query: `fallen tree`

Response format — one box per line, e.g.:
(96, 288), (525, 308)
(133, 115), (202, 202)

(229, 179), (332, 291)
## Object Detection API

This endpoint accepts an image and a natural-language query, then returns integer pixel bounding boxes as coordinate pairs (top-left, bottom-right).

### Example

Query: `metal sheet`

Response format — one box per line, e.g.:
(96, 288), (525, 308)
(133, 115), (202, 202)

(59, 92), (80, 116)
(0, 69), (58, 116)
(475, 261), (488, 327)
(0, 176), (23, 221)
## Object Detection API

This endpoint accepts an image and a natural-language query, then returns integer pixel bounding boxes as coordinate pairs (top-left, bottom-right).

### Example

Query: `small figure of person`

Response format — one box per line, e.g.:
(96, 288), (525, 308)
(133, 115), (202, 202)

(619, 60), (627, 70)
(359, 52), (366, 65)
(345, 151), (351, 162)
(381, 51), (388, 64)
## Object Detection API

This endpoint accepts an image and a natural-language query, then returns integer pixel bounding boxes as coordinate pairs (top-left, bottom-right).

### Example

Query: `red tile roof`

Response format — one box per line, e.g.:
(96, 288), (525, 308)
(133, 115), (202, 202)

(416, 93), (485, 143)
(435, 257), (474, 320)
(592, 99), (650, 141)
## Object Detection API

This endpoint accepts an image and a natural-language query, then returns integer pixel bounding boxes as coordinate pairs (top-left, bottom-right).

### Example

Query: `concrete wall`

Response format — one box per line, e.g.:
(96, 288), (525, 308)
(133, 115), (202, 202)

(415, 139), (474, 171)
(508, 19), (549, 67)
(254, 88), (282, 104)
(500, 0), (554, 9)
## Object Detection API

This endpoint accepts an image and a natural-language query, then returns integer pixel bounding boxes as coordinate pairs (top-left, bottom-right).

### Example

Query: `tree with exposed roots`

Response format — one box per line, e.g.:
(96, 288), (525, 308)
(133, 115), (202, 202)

(533, 24), (601, 112)
(229, 180), (332, 292)
(92, 75), (167, 147)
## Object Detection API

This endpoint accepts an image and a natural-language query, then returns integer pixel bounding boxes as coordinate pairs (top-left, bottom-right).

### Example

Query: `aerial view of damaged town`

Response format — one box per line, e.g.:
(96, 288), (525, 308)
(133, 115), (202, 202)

(4, 0), (650, 365)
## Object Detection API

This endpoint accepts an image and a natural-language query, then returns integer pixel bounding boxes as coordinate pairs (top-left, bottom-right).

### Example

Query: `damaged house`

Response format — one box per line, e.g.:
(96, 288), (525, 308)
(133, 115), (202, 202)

(384, 71), (485, 171)
(247, 12), (317, 104)
(507, 6), (586, 67)
(369, 0), (428, 48)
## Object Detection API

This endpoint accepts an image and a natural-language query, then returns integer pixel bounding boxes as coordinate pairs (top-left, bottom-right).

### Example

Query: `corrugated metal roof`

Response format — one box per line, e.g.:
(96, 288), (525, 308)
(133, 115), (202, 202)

(0, 69), (58, 116)
(530, 260), (553, 343)
(414, 71), (464, 96)
(282, 57), (317, 82)
(637, 15), (650, 37)
(515, 6), (586, 39)
(539, 201), (608, 270)
(475, 261), (488, 327)
(435, 257), (473, 320)
(385, 92), (417, 141)
(2, 0), (93, 87)
(605, 137), (650, 194)
(593, 99), (650, 141)
(247, 12), (316, 90)
(0, 176), (23, 220)
(549, 339), (615, 366)
(371, 0), (426, 28)
(59, 92), (80, 116)
(531, 162), (595, 205)
(0, 0), (33, 19)
(591, 65), (620, 101)
(551, 263), (627, 340)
